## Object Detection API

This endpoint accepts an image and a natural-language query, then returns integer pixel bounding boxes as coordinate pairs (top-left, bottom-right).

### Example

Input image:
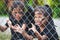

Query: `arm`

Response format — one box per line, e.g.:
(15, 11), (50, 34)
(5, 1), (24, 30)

(0, 25), (8, 32)
(0, 20), (12, 32)
(34, 30), (42, 40)
(22, 23), (33, 40)
(21, 30), (33, 40)
(29, 23), (48, 40)
(34, 30), (48, 40)
(13, 24), (33, 40)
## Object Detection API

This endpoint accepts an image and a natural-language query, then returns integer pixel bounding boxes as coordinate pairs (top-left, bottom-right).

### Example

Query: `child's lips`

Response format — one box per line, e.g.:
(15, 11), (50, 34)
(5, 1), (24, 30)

(36, 22), (40, 25)
(15, 17), (21, 20)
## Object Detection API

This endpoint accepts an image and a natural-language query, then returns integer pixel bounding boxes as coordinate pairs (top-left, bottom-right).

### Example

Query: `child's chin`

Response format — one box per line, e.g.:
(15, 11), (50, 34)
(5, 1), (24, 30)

(15, 18), (20, 21)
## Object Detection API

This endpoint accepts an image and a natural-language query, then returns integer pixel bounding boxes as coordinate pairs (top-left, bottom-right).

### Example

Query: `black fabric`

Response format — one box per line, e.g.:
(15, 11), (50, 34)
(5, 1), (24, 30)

(10, 16), (25, 40)
(27, 24), (40, 38)
(33, 18), (59, 40)
(5, 6), (34, 40)
(5, 23), (9, 27)
(39, 20), (59, 40)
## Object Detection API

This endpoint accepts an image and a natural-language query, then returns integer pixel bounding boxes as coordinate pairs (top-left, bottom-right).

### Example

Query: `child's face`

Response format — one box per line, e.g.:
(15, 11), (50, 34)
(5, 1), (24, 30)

(11, 7), (23, 21)
(34, 11), (48, 26)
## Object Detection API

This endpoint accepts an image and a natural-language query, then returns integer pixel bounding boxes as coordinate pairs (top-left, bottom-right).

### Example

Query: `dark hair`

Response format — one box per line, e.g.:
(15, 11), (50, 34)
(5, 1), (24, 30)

(34, 6), (49, 17)
(11, 1), (25, 11)
(4, 0), (8, 5)
(44, 5), (52, 17)
(8, 1), (25, 15)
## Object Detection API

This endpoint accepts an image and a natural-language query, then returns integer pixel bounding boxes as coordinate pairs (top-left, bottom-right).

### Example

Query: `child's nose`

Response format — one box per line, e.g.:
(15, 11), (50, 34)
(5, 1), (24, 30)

(39, 18), (42, 21)
(16, 13), (20, 15)
(35, 18), (40, 22)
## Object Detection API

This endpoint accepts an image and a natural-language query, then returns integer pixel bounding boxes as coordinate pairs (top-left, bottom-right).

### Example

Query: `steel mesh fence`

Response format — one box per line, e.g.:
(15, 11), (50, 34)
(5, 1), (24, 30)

(0, 0), (60, 40)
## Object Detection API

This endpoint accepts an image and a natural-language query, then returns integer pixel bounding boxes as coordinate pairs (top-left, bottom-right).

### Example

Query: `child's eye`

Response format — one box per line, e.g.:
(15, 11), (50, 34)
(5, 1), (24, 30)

(15, 12), (17, 14)
(19, 12), (23, 14)
(42, 17), (45, 21)
(42, 18), (45, 21)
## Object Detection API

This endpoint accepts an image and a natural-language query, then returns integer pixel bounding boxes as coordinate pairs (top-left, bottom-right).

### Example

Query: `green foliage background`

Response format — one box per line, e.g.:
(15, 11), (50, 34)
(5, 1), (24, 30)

(0, 0), (7, 16)
(0, 0), (60, 18)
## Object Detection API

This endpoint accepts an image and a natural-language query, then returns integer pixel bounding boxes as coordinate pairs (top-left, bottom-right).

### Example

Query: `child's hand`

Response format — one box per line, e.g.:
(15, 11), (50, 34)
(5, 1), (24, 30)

(6, 20), (12, 28)
(42, 35), (48, 40)
(29, 23), (37, 33)
(13, 24), (23, 34)
(7, 20), (16, 30)
(22, 23), (26, 30)
(6, 20), (17, 30)
(28, 35), (33, 40)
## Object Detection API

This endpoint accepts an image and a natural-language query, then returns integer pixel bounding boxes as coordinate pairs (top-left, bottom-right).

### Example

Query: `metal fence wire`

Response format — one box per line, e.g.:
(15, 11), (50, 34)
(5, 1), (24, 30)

(0, 0), (60, 40)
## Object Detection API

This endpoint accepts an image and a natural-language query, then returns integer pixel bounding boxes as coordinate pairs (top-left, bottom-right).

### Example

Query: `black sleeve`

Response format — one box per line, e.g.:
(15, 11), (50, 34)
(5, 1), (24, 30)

(35, 25), (40, 33)
(27, 25), (40, 38)
(5, 16), (14, 27)
(25, 24), (34, 36)
(27, 30), (35, 38)
(5, 23), (9, 27)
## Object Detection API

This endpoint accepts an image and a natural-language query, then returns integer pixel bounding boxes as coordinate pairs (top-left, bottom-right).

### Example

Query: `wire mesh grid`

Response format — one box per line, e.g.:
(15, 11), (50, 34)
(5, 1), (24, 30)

(0, 0), (60, 40)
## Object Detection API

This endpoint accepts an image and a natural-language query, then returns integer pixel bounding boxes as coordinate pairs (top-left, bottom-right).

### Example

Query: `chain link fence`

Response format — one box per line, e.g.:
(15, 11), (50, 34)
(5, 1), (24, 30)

(0, 0), (60, 40)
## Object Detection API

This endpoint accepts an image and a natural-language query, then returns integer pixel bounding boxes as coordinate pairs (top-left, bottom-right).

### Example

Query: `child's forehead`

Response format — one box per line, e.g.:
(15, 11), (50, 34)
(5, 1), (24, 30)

(13, 7), (22, 11)
(35, 11), (43, 15)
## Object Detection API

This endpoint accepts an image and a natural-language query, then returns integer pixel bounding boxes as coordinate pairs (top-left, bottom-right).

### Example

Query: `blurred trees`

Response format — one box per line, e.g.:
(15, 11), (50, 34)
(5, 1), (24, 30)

(0, 0), (7, 16)
(0, 0), (60, 18)
(32, 0), (60, 18)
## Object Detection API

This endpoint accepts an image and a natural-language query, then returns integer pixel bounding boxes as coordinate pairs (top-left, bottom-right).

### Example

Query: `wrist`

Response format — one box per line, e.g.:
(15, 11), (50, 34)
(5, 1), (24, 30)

(34, 30), (37, 33)
(20, 29), (25, 34)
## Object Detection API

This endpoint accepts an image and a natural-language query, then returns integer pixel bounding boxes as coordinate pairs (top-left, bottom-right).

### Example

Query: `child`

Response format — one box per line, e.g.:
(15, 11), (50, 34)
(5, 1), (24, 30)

(0, 1), (33, 40)
(29, 6), (59, 40)
(7, 1), (35, 40)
